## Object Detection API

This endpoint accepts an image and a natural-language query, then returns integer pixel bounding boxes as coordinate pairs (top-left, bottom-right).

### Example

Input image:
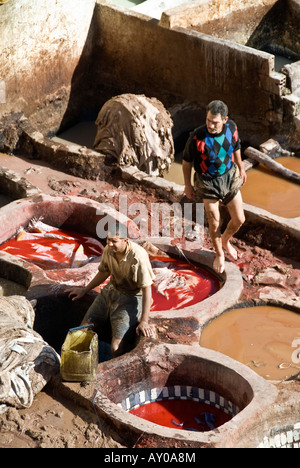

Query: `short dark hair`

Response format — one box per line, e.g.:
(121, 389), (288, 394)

(107, 222), (128, 239)
(207, 100), (228, 120)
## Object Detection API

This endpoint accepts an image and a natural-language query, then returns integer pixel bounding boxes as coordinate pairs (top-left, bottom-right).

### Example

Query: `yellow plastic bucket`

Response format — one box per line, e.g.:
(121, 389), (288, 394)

(60, 325), (98, 382)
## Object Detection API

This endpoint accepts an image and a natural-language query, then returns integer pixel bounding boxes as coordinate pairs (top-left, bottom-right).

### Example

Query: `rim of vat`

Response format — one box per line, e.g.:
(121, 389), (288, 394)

(93, 342), (278, 447)
(0, 250), (34, 290)
(198, 298), (300, 383)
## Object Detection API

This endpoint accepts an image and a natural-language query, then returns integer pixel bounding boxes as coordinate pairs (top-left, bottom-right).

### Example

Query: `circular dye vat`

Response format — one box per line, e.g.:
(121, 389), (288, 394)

(241, 157), (300, 218)
(200, 305), (300, 380)
(130, 399), (231, 432)
(150, 256), (220, 311)
(122, 385), (235, 433)
(0, 220), (104, 270)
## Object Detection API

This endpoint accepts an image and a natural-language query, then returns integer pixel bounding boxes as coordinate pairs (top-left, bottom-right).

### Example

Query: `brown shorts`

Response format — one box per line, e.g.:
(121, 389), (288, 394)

(83, 283), (142, 342)
(194, 163), (242, 205)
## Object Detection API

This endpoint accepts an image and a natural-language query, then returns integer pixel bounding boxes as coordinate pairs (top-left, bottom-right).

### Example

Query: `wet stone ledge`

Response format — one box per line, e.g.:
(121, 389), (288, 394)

(0, 166), (41, 200)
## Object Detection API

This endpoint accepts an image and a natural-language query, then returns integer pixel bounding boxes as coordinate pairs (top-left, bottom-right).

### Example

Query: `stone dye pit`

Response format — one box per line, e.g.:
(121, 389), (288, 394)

(128, 393), (233, 432)
(200, 303), (300, 381)
(81, 342), (278, 448)
(241, 156), (300, 219)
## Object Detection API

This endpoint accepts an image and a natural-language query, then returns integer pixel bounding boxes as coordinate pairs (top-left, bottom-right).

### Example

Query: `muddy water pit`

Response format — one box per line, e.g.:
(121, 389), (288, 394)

(200, 304), (300, 381)
(241, 156), (300, 219)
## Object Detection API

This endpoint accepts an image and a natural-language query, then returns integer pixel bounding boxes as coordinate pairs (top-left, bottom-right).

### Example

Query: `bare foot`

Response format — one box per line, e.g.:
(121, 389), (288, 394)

(222, 240), (238, 260)
(213, 253), (225, 274)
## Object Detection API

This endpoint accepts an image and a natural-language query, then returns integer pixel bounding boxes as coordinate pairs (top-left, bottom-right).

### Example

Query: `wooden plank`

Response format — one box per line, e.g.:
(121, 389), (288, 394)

(244, 146), (300, 185)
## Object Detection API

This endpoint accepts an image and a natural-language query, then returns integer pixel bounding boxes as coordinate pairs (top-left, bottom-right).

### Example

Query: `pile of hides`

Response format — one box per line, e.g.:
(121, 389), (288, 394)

(93, 94), (174, 176)
(0, 296), (59, 410)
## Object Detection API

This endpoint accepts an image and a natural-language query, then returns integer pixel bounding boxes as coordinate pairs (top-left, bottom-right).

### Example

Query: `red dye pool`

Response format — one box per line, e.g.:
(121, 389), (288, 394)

(150, 256), (220, 311)
(0, 223), (104, 270)
(130, 400), (231, 432)
(0, 221), (219, 311)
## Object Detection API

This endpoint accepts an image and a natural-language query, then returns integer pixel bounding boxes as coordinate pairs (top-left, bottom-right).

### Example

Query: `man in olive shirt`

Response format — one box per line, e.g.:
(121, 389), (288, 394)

(67, 224), (155, 357)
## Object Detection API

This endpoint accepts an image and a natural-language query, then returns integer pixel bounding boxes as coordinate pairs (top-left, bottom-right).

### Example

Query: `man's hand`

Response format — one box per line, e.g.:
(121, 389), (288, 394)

(240, 167), (247, 185)
(136, 320), (153, 338)
(66, 287), (87, 302)
(184, 184), (196, 199)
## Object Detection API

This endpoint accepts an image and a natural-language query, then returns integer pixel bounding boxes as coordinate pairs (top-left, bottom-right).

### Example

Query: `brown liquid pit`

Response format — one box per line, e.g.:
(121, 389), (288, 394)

(241, 156), (300, 218)
(200, 305), (300, 380)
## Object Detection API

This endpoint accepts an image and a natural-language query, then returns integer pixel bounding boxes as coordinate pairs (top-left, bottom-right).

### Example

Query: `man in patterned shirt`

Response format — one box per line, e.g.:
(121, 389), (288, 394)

(182, 100), (247, 274)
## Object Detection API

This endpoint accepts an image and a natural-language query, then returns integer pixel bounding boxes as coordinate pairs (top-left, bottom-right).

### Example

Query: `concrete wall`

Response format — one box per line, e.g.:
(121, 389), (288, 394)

(93, 2), (286, 146)
(0, 0), (299, 150)
(161, 0), (278, 30)
(0, 0), (96, 117)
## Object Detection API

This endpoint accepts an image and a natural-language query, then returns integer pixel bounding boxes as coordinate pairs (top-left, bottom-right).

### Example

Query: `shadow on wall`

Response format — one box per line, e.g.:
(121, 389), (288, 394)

(25, 0), (300, 153)
(246, 0), (300, 60)
(56, 6), (125, 138)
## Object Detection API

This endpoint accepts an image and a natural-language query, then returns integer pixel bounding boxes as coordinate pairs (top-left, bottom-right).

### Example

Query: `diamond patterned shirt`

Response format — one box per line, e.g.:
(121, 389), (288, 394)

(183, 120), (241, 178)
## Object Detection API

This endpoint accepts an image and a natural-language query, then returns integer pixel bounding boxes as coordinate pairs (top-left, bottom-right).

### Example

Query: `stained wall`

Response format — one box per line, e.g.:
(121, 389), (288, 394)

(0, 0), (96, 119)
(0, 0), (300, 151)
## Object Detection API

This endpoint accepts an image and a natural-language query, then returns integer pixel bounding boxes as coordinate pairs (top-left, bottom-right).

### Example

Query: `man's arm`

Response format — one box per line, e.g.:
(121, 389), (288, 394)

(182, 160), (196, 199)
(234, 149), (247, 185)
(67, 270), (110, 301)
(136, 285), (153, 337)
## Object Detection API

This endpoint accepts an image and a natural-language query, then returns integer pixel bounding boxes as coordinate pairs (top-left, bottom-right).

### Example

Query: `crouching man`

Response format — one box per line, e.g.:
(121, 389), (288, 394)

(67, 224), (155, 357)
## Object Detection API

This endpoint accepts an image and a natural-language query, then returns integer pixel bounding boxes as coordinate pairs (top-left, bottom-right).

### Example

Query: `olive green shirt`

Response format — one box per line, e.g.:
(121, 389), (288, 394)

(98, 240), (155, 295)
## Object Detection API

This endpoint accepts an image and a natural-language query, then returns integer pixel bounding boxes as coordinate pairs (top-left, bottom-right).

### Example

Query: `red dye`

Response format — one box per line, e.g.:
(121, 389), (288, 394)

(150, 256), (219, 311)
(130, 400), (231, 432)
(0, 226), (219, 311)
(0, 228), (104, 270)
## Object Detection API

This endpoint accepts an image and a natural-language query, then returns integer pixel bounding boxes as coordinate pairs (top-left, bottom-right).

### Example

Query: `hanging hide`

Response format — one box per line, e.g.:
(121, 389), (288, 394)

(93, 94), (174, 176)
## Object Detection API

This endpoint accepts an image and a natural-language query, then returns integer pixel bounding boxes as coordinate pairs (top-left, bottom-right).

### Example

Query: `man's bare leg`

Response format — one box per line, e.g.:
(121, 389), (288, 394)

(222, 191), (245, 259)
(203, 199), (225, 274)
(111, 336), (132, 358)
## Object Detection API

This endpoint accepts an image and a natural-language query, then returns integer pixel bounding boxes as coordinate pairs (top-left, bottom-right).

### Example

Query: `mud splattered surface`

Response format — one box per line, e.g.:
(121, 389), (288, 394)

(0, 152), (299, 448)
(0, 387), (124, 449)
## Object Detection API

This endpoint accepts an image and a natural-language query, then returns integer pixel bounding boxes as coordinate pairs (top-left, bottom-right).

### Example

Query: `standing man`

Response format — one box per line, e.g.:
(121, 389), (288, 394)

(67, 223), (155, 357)
(182, 100), (247, 274)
